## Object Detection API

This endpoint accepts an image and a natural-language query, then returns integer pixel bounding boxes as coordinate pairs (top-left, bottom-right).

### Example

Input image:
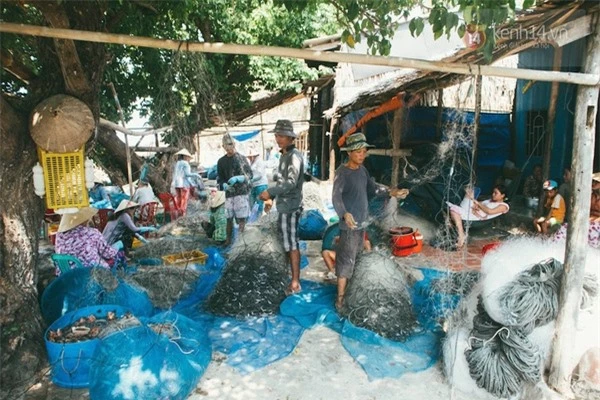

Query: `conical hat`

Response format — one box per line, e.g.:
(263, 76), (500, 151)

(29, 94), (94, 153)
(175, 149), (192, 157)
(210, 191), (226, 208)
(58, 207), (98, 233)
(115, 199), (139, 213)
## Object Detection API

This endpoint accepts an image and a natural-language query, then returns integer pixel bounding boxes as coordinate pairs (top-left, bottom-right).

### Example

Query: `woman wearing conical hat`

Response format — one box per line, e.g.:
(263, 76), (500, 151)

(54, 207), (119, 271)
(171, 148), (201, 217)
(103, 200), (157, 254)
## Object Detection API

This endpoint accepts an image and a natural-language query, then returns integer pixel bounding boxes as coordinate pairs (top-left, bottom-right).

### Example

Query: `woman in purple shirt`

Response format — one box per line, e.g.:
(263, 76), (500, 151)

(55, 207), (118, 269)
(103, 200), (156, 254)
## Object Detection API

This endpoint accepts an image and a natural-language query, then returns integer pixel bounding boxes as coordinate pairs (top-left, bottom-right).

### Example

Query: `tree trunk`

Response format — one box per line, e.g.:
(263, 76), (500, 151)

(96, 125), (170, 193)
(0, 97), (46, 399)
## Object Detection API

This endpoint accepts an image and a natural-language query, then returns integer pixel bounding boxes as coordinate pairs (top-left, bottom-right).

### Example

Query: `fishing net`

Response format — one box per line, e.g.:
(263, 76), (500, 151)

(125, 266), (201, 309)
(131, 235), (212, 260)
(89, 311), (212, 400)
(341, 251), (418, 341)
(206, 224), (289, 316)
(40, 267), (154, 325)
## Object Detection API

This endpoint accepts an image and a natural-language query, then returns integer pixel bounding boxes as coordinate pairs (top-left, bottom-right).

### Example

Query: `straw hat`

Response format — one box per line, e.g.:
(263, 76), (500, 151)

(210, 191), (226, 208)
(592, 172), (600, 183)
(340, 132), (374, 152)
(175, 148), (193, 157)
(58, 207), (98, 233)
(115, 199), (139, 213)
(29, 94), (94, 153)
(269, 119), (297, 138)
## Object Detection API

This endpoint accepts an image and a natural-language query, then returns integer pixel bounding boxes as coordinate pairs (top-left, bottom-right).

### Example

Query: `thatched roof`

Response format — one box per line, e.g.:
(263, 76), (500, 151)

(331, 0), (598, 118)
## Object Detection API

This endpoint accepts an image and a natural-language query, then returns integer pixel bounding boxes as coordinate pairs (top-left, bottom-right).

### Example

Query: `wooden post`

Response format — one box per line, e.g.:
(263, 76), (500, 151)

(538, 46), (563, 217)
(548, 22), (600, 396)
(328, 117), (338, 182)
(435, 89), (443, 141)
(391, 107), (404, 187)
(108, 82), (134, 196)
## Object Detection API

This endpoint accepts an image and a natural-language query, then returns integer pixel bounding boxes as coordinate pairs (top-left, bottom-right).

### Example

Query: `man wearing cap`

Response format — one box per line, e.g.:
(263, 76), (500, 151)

(217, 133), (253, 245)
(332, 132), (409, 312)
(172, 148), (201, 217)
(533, 179), (566, 234)
(258, 119), (304, 295)
(55, 207), (119, 270)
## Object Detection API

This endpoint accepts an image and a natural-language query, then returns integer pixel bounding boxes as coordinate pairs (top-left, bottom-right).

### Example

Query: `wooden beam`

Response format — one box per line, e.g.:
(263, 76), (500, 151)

(0, 22), (598, 86)
(367, 149), (412, 157)
(548, 19), (600, 396)
(133, 146), (178, 152)
(391, 108), (404, 187)
(545, 14), (593, 47)
(99, 118), (172, 136)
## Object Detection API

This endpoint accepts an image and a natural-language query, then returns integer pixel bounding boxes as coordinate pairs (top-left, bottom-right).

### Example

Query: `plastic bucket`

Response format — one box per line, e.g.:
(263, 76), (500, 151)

(389, 227), (423, 257)
(45, 305), (129, 388)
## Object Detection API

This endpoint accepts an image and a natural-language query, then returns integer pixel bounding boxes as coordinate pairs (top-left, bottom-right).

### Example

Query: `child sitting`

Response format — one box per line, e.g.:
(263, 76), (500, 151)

(201, 191), (227, 244)
(533, 180), (566, 234)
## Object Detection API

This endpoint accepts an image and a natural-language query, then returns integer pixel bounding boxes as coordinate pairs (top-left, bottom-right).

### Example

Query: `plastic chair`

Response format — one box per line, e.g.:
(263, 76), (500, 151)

(137, 202), (158, 227)
(92, 208), (112, 232)
(158, 193), (179, 223)
(51, 254), (85, 274)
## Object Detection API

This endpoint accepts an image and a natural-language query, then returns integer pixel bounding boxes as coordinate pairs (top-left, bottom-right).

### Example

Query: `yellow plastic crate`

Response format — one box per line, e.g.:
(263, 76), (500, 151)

(162, 250), (208, 266)
(38, 147), (89, 210)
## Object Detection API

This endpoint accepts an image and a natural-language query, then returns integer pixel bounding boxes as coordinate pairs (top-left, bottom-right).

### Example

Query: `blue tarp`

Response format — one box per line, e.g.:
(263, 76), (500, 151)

(231, 130), (260, 142)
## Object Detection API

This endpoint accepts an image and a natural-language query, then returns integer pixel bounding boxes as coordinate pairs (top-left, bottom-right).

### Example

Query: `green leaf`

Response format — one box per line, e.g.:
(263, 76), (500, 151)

(522, 0), (535, 10)
(463, 6), (472, 24)
(457, 23), (466, 39)
(347, 1), (359, 21)
(415, 18), (424, 36)
(434, 28), (443, 40)
(445, 13), (458, 32)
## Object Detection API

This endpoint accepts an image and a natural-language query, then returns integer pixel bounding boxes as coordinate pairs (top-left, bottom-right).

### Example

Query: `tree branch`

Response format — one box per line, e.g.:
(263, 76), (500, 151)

(30, 1), (92, 96)
(1, 48), (36, 83)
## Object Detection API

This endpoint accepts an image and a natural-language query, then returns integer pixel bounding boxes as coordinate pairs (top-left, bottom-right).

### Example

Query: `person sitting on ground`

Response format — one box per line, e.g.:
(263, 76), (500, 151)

(553, 172), (600, 249)
(590, 172), (600, 221)
(523, 164), (543, 202)
(331, 132), (409, 311)
(88, 181), (111, 208)
(558, 166), (572, 220)
(217, 133), (253, 245)
(103, 200), (157, 254)
(533, 180), (566, 235)
(55, 207), (123, 271)
(448, 184), (510, 249)
(322, 224), (371, 281)
(201, 191), (227, 244)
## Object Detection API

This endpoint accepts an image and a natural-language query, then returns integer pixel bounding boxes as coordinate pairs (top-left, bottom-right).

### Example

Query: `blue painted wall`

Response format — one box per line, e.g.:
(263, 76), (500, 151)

(514, 39), (584, 182)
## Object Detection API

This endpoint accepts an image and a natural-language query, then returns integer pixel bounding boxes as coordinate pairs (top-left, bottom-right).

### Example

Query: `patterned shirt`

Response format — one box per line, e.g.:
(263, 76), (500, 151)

(211, 205), (227, 242)
(55, 225), (117, 268)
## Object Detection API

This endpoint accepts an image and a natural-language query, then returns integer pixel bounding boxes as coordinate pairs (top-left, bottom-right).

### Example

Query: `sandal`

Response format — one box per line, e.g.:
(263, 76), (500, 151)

(324, 271), (337, 280)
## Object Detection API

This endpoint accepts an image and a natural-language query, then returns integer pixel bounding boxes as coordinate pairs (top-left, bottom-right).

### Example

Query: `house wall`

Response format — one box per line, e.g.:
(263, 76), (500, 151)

(514, 39), (584, 182)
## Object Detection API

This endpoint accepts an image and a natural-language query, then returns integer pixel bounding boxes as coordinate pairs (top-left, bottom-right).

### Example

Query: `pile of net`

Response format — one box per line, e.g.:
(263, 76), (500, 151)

(341, 251), (418, 341)
(206, 225), (289, 316)
(444, 237), (599, 399)
(41, 267), (154, 325)
(124, 266), (201, 309)
(156, 202), (210, 237)
(89, 310), (211, 400)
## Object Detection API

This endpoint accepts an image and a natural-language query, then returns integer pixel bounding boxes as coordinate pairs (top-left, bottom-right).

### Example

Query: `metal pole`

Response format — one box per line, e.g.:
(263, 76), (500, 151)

(108, 82), (134, 196)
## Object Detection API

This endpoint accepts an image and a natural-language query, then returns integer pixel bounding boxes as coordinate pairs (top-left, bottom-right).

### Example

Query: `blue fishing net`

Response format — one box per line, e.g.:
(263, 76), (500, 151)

(280, 270), (463, 380)
(40, 267), (154, 325)
(88, 311), (211, 400)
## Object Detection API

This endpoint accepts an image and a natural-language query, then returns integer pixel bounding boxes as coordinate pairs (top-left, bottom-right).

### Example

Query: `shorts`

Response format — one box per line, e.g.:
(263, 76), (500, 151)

(335, 229), (364, 279)
(225, 194), (250, 219)
(278, 209), (301, 252)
